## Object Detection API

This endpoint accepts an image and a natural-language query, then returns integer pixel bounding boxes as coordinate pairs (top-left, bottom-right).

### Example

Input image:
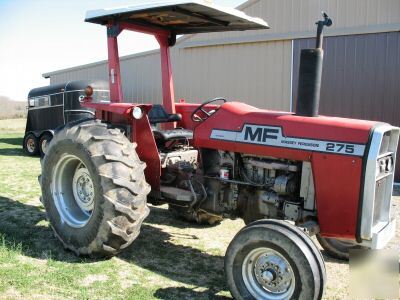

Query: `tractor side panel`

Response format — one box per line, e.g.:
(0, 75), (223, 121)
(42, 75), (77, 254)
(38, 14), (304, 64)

(193, 102), (377, 239)
(311, 153), (363, 239)
(133, 116), (161, 191)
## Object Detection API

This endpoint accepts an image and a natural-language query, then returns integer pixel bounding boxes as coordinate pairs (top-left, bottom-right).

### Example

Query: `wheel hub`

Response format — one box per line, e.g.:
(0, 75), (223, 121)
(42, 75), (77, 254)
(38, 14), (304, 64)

(27, 139), (35, 152)
(254, 253), (293, 293)
(52, 154), (95, 228)
(72, 168), (94, 212)
(242, 248), (295, 299)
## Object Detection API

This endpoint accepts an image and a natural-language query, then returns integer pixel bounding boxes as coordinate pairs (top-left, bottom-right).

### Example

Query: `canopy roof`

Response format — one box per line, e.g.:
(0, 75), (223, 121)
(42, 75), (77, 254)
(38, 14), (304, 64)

(85, 0), (269, 34)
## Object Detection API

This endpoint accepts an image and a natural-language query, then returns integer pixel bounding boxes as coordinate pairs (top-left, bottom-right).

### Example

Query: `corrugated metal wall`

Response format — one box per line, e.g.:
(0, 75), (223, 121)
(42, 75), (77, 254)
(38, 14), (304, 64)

(172, 40), (292, 110)
(49, 63), (108, 85)
(292, 32), (400, 181)
(48, 40), (292, 109)
(48, 51), (163, 105)
(184, 0), (400, 44)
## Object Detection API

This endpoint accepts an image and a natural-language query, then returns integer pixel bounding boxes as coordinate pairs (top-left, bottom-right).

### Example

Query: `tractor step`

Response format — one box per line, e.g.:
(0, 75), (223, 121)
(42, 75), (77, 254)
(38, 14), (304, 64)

(160, 186), (196, 202)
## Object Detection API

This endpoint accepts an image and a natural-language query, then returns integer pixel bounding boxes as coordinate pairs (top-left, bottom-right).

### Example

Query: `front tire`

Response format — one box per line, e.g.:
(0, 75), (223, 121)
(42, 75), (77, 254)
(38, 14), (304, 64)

(225, 220), (326, 300)
(316, 234), (366, 261)
(40, 120), (150, 256)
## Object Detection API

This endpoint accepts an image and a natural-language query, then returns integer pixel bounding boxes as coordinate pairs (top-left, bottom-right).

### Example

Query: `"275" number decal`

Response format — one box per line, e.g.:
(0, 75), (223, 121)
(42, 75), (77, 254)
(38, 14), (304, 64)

(326, 143), (355, 154)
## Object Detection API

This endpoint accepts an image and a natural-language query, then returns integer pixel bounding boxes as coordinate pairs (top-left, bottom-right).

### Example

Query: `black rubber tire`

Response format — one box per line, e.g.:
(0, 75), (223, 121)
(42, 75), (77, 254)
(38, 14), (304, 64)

(23, 133), (39, 156)
(40, 119), (150, 257)
(225, 219), (326, 300)
(39, 132), (53, 156)
(168, 205), (222, 225)
(316, 234), (366, 261)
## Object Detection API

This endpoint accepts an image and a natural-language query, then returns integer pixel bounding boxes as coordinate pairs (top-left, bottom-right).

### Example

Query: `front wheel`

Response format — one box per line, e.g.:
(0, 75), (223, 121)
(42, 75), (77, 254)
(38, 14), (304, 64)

(225, 220), (326, 300)
(40, 119), (150, 256)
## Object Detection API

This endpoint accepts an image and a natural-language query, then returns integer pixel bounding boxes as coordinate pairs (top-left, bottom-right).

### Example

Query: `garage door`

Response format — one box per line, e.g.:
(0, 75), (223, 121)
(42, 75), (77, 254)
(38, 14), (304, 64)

(292, 32), (400, 182)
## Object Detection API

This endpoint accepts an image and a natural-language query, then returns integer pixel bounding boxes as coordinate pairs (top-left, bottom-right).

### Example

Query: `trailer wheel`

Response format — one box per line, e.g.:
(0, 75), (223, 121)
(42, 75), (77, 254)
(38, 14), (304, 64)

(225, 220), (326, 300)
(39, 132), (53, 156)
(316, 234), (366, 261)
(24, 133), (39, 156)
(40, 119), (150, 257)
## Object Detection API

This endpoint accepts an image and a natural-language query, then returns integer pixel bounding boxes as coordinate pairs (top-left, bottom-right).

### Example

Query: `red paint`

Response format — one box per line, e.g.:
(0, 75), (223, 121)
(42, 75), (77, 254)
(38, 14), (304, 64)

(192, 101), (379, 239)
(133, 116), (161, 191)
(311, 153), (363, 238)
(106, 25), (123, 102)
(156, 35), (176, 115)
(119, 21), (170, 37)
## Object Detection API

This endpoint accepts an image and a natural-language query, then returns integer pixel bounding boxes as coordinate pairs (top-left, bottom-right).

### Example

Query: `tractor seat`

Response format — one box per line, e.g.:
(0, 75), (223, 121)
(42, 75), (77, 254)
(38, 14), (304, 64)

(153, 129), (193, 141)
(148, 104), (182, 124)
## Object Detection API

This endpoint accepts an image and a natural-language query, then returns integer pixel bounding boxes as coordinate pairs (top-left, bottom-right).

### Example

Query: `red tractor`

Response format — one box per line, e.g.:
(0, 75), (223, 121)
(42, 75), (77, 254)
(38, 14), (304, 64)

(39, 2), (398, 299)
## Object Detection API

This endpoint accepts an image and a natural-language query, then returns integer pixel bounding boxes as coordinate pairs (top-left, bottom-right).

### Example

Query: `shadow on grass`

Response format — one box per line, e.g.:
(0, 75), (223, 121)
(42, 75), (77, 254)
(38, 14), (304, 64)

(0, 196), (228, 298)
(119, 206), (228, 299)
(0, 147), (25, 156)
(0, 196), (86, 263)
(0, 137), (23, 146)
(154, 287), (230, 300)
(0, 137), (25, 156)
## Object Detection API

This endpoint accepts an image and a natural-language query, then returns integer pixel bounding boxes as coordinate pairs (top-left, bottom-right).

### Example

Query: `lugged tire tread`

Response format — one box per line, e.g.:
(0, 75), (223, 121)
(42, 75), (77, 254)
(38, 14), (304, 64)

(41, 119), (150, 257)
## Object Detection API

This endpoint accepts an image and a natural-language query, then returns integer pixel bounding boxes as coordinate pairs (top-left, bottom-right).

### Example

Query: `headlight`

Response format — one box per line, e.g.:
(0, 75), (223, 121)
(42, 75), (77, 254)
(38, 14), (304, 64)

(132, 107), (143, 119)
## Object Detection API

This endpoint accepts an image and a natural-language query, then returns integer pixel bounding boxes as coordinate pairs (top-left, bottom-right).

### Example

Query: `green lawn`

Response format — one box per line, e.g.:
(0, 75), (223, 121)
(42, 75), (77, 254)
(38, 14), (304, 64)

(0, 119), (239, 299)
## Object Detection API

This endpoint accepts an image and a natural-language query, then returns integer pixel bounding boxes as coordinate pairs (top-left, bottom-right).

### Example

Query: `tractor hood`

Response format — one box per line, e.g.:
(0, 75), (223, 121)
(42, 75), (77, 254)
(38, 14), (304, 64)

(85, 0), (269, 34)
(193, 102), (382, 159)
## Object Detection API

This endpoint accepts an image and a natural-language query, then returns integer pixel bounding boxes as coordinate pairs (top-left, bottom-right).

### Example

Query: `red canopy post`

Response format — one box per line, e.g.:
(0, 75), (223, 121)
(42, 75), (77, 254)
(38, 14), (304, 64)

(156, 34), (176, 116)
(107, 23), (123, 102)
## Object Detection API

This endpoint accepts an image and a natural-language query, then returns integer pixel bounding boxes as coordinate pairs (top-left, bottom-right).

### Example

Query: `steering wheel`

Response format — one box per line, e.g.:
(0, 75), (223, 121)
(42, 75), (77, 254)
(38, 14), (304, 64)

(191, 97), (227, 122)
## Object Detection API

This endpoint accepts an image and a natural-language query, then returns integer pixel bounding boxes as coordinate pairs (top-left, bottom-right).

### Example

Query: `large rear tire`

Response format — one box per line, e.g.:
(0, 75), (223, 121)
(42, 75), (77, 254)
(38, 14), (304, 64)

(316, 234), (366, 261)
(225, 219), (326, 300)
(40, 119), (150, 256)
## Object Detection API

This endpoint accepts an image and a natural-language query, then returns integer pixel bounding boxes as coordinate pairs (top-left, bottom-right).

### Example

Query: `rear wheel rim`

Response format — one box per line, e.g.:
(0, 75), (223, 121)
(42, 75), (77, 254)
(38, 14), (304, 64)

(52, 154), (94, 228)
(242, 247), (295, 300)
(26, 138), (36, 153)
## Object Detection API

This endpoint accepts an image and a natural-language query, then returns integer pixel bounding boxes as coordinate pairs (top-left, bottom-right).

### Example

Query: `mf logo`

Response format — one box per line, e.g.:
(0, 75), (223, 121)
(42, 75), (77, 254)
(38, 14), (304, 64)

(210, 123), (365, 157)
(244, 126), (279, 142)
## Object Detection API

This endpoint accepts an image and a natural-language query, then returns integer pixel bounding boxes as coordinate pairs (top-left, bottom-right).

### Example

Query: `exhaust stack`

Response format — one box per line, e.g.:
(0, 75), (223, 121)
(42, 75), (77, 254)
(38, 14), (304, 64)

(296, 12), (332, 117)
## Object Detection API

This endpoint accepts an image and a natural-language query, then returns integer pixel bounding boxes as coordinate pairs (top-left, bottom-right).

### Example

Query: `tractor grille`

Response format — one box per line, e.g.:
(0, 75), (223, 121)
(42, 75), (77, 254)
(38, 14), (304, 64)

(360, 125), (399, 242)
(373, 131), (398, 226)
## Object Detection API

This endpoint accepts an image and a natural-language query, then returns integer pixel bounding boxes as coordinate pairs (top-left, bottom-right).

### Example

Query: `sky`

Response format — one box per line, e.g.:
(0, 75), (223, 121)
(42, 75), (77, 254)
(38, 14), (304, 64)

(0, 0), (245, 101)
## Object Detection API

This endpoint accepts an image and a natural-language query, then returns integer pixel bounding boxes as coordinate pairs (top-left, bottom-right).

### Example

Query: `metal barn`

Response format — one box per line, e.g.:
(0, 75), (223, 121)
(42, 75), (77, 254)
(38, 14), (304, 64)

(43, 0), (400, 181)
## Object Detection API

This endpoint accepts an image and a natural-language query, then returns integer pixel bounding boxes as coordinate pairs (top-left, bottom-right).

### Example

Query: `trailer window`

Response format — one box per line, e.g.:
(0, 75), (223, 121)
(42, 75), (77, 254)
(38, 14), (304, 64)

(28, 99), (35, 107)
(35, 96), (50, 107)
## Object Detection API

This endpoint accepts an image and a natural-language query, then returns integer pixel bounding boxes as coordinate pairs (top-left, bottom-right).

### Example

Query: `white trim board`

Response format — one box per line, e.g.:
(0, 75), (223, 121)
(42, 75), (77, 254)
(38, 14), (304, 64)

(179, 23), (400, 49)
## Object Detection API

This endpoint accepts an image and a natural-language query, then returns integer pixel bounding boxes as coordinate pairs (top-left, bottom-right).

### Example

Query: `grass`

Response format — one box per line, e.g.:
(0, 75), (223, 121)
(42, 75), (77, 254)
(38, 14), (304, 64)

(0, 119), (238, 299)
(0, 119), (398, 299)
